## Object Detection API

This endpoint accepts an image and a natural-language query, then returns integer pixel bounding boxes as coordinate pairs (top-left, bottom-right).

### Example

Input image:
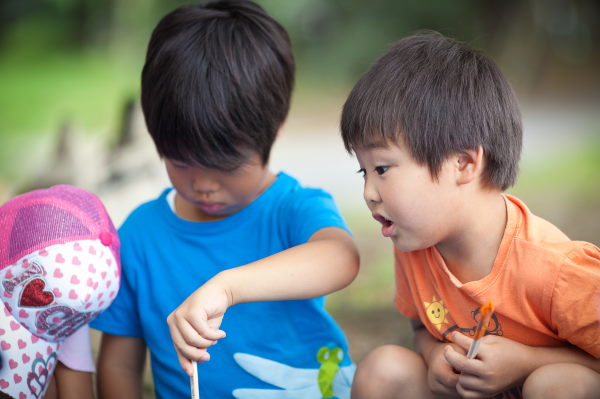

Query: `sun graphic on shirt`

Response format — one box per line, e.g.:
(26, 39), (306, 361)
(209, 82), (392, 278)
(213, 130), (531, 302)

(423, 296), (450, 331)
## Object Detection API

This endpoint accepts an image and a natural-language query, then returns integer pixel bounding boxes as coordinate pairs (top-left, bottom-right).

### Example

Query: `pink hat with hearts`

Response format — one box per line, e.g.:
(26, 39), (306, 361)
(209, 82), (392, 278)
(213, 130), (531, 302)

(0, 185), (120, 398)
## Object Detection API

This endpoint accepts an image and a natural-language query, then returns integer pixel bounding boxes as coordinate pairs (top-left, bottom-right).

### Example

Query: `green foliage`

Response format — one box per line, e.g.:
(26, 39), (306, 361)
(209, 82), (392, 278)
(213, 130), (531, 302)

(262, 0), (485, 85)
(0, 52), (138, 133)
(1, 0), (598, 186)
(0, 51), (139, 180)
(511, 133), (600, 199)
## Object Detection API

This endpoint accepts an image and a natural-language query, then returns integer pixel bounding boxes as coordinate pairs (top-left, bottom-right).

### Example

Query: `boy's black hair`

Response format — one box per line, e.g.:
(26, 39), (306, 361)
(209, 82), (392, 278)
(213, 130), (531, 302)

(141, 0), (294, 170)
(341, 31), (522, 190)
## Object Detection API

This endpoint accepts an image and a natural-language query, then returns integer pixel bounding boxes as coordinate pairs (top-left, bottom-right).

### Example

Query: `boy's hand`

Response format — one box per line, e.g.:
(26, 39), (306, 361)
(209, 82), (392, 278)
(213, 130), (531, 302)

(444, 332), (531, 398)
(426, 342), (463, 397)
(167, 277), (229, 376)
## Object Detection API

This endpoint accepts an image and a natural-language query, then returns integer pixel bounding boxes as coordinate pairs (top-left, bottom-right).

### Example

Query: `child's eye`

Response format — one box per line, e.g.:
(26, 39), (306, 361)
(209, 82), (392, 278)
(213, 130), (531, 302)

(374, 166), (389, 175)
(356, 168), (366, 177)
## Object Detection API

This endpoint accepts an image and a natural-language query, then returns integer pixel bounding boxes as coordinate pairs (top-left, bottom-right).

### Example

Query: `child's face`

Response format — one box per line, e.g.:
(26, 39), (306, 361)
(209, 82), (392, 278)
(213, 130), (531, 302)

(164, 152), (274, 222)
(354, 139), (461, 252)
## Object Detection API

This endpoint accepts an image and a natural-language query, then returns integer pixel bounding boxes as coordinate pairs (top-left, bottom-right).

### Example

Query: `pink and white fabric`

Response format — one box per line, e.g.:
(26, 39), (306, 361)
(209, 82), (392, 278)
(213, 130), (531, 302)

(0, 185), (120, 398)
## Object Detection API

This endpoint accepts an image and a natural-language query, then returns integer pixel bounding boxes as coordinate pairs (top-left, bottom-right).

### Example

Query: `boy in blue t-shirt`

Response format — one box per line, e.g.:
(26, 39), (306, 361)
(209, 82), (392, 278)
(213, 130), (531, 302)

(90, 1), (359, 398)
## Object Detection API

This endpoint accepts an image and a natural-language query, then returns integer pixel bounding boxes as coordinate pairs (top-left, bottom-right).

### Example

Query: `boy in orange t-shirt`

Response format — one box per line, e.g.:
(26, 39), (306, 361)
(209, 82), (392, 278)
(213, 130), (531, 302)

(341, 31), (600, 398)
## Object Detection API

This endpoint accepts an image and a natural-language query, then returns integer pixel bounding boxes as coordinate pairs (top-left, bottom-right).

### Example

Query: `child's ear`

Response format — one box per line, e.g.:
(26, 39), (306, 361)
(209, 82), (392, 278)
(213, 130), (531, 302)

(455, 146), (484, 185)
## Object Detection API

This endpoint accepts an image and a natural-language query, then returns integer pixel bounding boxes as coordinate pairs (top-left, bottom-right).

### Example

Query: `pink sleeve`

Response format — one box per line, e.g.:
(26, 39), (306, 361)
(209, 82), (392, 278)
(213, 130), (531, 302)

(57, 325), (96, 372)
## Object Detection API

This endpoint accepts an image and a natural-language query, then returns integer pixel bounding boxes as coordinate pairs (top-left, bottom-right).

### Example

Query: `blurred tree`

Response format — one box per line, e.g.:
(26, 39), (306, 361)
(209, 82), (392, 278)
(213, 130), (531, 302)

(260, 0), (600, 95)
(1, 0), (598, 89)
(0, 0), (598, 187)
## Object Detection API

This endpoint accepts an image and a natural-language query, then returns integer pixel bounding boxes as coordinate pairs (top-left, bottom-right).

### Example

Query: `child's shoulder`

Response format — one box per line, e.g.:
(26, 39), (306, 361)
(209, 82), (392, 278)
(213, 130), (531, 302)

(506, 194), (600, 268)
(267, 172), (348, 230)
(265, 172), (349, 239)
(507, 194), (572, 246)
(274, 171), (336, 207)
(119, 188), (171, 228)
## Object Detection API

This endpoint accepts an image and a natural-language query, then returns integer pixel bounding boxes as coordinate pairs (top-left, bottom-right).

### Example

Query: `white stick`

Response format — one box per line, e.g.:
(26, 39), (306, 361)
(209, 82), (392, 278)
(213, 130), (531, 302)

(190, 360), (199, 399)
(466, 339), (482, 359)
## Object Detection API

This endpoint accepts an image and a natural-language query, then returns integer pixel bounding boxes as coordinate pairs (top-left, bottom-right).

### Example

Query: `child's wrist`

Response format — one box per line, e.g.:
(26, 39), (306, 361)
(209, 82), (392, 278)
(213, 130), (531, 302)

(513, 342), (544, 381)
(210, 271), (236, 307)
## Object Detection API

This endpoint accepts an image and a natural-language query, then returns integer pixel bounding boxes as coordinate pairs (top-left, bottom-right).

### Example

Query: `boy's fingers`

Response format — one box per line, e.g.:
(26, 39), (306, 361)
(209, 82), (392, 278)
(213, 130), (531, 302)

(171, 307), (226, 341)
(455, 381), (487, 399)
(179, 344), (211, 364)
(444, 346), (481, 376)
(435, 370), (459, 390)
(457, 373), (488, 393)
(443, 346), (462, 371)
(180, 320), (219, 348)
(430, 373), (458, 396)
(189, 314), (226, 341)
(173, 331), (215, 362)
(451, 331), (473, 350)
(168, 312), (222, 348)
(177, 355), (194, 377)
(167, 318), (211, 362)
(176, 351), (210, 376)
(428, 349), (459, 395)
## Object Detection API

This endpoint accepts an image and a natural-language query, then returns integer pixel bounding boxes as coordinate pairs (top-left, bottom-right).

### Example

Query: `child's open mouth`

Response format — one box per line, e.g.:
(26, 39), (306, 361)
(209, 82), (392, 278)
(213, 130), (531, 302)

(373, 213), (394, 237)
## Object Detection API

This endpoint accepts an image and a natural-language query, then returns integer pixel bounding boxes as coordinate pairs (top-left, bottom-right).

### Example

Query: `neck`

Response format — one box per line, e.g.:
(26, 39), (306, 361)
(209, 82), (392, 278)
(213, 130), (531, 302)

(436, 191), (507, 283)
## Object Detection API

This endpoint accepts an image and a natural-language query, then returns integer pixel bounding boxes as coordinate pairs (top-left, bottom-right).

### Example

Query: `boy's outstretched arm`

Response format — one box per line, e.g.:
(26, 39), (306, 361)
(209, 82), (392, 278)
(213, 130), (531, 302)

(96, 333), (147, 399)
(167, 226), (360, 375)
(444, 331), (600, 398)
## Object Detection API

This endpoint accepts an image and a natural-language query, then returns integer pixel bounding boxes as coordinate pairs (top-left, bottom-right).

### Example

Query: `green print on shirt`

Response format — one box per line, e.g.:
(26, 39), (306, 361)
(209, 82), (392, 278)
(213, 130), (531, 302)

(317, 346), (343, 398)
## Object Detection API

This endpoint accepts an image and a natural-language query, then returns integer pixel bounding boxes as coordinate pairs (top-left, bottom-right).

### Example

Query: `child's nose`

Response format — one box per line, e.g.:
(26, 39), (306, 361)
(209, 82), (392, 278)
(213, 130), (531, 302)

(192, 177), (218, 194)
(363, 178), (380, 204)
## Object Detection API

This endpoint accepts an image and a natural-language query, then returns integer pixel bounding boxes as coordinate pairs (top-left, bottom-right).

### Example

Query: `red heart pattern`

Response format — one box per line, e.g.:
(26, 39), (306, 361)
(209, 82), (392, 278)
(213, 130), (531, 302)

(0, 236), (120, 388)
(19, 279), (54, 308)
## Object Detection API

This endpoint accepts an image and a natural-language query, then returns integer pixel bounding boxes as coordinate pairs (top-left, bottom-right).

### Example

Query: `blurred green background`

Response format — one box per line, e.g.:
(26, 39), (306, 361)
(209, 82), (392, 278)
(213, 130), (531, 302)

(1, 0), (599, 188)
(1, 0), (599, 395)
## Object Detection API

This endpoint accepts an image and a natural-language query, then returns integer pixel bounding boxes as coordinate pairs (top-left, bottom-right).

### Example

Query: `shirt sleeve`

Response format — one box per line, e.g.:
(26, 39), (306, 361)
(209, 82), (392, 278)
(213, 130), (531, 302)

(90, 218), (143, 338)
(57, 325), (95, 372)
(551, 242), (600, 358)
(283, 187), (350, 246)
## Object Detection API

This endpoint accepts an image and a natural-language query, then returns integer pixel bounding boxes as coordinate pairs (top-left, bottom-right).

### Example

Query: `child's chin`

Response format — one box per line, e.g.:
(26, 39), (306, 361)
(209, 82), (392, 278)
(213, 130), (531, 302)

(392, 238), (425, 252)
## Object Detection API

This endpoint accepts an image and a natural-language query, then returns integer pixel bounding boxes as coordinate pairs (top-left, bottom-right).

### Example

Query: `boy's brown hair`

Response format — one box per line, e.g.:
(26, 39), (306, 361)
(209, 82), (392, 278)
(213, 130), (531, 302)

(341, 31), (522, 190)
(141, 0), (295, 171)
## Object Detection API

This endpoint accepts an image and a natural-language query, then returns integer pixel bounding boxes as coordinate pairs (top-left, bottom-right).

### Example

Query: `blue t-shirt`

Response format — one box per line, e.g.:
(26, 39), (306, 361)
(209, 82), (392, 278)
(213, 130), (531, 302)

(91, 172), (355, 398)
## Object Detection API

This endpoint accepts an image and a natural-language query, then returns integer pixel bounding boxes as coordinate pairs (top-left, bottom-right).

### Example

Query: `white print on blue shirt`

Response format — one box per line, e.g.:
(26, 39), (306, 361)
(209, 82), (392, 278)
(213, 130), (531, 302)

(232, 347), (355, 399)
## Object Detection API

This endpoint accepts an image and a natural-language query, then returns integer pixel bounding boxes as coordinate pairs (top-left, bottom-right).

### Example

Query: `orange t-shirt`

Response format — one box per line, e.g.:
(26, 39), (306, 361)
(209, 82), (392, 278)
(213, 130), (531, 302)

(394, 194), (600, 358)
